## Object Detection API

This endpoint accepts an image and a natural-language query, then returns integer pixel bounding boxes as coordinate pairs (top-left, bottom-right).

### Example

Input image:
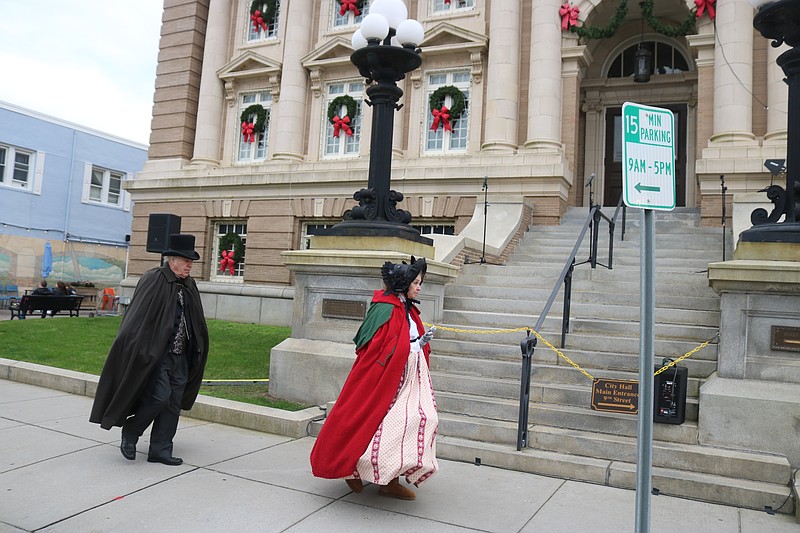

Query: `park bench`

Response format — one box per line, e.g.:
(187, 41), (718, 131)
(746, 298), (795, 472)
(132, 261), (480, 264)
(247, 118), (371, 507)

(9, 295), (85, 320)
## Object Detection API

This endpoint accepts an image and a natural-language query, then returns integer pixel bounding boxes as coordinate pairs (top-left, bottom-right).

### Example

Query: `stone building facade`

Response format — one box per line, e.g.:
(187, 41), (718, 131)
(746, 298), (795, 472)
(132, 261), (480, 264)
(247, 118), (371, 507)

(127, 0), (785, 314)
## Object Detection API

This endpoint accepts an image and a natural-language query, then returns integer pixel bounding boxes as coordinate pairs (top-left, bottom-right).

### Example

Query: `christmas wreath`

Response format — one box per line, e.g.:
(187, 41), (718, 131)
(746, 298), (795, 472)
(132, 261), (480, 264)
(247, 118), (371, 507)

(338, 0), (366, 17)
(567, 0), (706, 40)
(642, 0), (697, 38)
(327, 95), (358, 137)
(571, 0), (627, 40)
(240, 104), (267, 143)
(218, 232), (245, 267)
(250, 0), (278, 33)
(429, 85), (465, 131)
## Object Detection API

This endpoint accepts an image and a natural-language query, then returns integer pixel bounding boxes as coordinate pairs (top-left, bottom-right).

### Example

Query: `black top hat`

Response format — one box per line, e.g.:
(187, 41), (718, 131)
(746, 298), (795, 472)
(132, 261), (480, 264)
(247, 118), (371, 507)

(161, 234), (200, 261)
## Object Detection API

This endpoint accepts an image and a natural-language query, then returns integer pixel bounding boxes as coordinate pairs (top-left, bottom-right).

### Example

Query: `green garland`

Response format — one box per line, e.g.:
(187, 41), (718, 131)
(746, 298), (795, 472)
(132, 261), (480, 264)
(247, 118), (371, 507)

(240, 104), (267, 134)
(572, 0), (627, 40)
(642, 0), (696, 38)
(429, 85), (466, 122)
(571, 0), (698, 41)
(250, 0), (278, 30)
(327, 95), (358, 123)
(219, 232), (245, 265)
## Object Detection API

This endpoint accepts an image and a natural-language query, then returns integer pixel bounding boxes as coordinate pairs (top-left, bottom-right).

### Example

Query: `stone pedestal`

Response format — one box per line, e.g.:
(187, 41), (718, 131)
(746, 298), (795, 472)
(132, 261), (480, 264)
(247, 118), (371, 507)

(702, 242), (800, 465)
(269, 236), (459, 405)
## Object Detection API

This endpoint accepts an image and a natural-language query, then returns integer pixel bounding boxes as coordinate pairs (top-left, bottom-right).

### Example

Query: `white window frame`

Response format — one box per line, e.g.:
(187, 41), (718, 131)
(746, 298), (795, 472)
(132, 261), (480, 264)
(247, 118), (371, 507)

(82, 163), (128, 209)
(412, 222), (456, 236)
(424, 70), (471, 155)
(212, 221), (247, 282)
(432, 0), (474, 14)
(323, 81), (364, 159)
(247, 1), (280, 42)
(300, 220), (339, 249)
(0, 143), (43, 194)
(237, 91), (272, 163)
(332, 0), (368, 28)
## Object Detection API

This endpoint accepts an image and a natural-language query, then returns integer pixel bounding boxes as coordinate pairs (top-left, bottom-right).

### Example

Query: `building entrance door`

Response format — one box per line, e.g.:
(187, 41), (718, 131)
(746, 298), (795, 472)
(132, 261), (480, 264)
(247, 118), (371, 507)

(604, 104), (687, 207)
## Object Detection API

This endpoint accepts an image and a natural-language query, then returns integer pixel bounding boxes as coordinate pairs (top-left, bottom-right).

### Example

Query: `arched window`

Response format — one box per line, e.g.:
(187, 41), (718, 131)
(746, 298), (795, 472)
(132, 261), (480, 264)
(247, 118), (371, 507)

(606, 40), (690, 78)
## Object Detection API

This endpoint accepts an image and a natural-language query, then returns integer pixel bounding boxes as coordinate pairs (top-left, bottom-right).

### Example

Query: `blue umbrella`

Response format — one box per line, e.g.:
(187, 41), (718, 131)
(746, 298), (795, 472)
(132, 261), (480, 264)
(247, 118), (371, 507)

(41, 241), (53, 279)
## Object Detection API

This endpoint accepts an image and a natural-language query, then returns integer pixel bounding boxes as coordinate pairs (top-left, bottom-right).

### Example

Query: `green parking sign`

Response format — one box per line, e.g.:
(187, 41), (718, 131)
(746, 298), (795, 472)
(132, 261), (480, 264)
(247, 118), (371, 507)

(621, 102), (676, 211)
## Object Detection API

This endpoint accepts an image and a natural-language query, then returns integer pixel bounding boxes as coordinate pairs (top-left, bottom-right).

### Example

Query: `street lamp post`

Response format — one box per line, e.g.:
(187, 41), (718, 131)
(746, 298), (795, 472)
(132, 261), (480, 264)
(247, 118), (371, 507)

(741, 0), (800, 243)
(322, 0), (430, 244)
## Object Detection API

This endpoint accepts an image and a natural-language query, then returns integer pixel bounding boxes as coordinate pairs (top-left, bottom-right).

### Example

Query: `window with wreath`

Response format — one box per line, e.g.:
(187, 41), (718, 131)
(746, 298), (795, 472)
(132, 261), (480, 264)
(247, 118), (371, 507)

(247, 0), (280, 41)
(425, 71), (470, 154)
(333, 0), (368, 28)
(432, 0), (474, 14)
(606, 41), (689, 78)
(0, 143), (35, 190)
(324, 82), (364, 158)
(238, 91), (272, 163)
(213, 222), (247, 280)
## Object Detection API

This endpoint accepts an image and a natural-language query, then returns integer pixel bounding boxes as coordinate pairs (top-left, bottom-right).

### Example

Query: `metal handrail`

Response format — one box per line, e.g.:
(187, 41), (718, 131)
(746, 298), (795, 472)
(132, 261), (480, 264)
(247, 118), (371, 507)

(516, 199), (627, 451)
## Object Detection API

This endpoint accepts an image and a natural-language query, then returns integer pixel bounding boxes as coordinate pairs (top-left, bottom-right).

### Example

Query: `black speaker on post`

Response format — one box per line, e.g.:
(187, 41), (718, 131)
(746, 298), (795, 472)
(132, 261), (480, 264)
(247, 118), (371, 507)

(146, 214), (181, 253)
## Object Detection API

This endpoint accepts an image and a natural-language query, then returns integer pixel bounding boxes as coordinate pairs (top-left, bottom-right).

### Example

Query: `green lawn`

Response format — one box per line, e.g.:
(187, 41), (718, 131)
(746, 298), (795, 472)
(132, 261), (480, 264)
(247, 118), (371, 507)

(0, 315), (305, 410)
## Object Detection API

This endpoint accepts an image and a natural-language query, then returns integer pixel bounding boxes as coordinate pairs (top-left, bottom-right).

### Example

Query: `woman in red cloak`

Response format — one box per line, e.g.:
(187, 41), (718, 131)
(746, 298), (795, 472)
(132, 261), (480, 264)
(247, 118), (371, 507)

(310, 257), (438, 500)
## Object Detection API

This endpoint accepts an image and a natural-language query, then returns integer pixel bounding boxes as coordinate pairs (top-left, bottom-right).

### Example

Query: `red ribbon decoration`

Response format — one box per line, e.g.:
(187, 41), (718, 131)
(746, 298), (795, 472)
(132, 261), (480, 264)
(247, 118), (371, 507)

(444, 0), (451, 3)
(250, 10), (268, 33)
(241, 121), (255, 143)
(694, 0), (716, 21)
(339, 0), (360, 17)
(559, 3), (580, 31)
(430, 106), (452, 132)
(332, 115), (353, 138)
(219, 250), (235, 275)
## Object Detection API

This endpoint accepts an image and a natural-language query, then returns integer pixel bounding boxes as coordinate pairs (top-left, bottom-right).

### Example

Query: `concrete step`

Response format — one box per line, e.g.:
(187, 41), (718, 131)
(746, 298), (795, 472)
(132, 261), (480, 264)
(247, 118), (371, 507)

(436, 436), (791, 512)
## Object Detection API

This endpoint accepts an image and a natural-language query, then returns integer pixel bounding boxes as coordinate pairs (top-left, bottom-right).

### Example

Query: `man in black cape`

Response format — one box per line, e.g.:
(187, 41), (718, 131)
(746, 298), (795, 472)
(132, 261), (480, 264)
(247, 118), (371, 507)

(90, 234), (209, 466)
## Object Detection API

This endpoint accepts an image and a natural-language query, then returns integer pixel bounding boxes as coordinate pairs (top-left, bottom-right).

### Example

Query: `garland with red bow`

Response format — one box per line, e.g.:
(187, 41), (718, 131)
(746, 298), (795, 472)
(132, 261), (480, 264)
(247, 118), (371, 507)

(338, 0), (365, 17)
(218, 232), (245, 275)
(429, 85), (465, 132)
(565, 0), (713, 40)
(249, 0), (278, 34)
(327, 95), (358, 138)
(559, 3), (580, 31)
(240, 104), (267, 144)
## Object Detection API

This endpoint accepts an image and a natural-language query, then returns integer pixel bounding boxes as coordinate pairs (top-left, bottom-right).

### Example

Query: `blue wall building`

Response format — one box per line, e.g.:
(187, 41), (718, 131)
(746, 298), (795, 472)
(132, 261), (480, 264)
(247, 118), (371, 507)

(0, 101), (147, 292)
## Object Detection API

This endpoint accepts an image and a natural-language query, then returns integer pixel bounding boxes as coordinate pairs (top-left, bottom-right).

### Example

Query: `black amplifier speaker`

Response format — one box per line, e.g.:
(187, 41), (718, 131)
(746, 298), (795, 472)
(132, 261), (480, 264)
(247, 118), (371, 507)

(653, 363), (688, 425)
(146, 214), (181, 253)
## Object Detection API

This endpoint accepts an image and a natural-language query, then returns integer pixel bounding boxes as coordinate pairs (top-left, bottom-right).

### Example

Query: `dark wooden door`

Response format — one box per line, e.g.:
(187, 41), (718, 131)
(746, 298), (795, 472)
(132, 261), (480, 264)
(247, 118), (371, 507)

(604, 104), (687, 207)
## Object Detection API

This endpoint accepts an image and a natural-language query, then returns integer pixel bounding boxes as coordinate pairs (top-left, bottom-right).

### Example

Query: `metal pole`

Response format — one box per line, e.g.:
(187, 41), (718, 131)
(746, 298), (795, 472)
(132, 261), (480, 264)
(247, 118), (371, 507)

(635, 209), (655, 533)
(720, 175), (727, 261)
(481, 175), (488, 264)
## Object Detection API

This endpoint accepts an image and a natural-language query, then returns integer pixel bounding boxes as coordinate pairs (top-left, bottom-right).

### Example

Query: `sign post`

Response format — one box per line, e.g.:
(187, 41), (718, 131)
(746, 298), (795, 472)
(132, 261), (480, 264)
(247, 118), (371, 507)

(621, 102), (676, 533)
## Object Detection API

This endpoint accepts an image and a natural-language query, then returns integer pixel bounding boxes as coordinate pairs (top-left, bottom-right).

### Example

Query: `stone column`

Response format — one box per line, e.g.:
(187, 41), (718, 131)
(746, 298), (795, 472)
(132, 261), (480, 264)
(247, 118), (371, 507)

(765, 43), (789, 143)
(481, 0), (521, 153)
(524, 0), (563, 152)
(190, 0), (231, 166)
(710, 0), (756, 143)
(271, 0), (313, 161)
(687, 29), (716, 155)
(561, 44), (591, 194)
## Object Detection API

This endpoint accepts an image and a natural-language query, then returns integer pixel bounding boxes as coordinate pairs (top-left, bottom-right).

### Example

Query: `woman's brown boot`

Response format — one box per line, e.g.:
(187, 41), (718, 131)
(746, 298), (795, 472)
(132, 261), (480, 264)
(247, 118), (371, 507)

(345, 478), (363, 493)
(378, 477), (416, 500)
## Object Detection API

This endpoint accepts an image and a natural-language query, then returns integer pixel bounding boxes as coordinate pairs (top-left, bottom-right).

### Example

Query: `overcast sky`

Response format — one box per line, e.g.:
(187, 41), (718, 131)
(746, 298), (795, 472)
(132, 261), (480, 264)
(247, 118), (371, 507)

(0, 0), (164, 145)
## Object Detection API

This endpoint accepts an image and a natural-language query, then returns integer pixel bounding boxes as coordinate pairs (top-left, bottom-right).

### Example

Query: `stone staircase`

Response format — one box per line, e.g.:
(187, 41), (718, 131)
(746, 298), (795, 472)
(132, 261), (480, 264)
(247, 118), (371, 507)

(432, 207), (793, 512)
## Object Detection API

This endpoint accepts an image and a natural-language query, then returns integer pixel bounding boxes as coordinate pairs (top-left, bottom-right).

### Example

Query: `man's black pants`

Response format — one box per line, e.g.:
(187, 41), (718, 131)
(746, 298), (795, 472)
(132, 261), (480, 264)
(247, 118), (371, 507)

(122, 351), (188, 458)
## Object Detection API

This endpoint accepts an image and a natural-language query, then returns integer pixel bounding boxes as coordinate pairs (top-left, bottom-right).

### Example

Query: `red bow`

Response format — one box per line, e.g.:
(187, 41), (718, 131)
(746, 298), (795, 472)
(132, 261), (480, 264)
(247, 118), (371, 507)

(241, 121), (255, 143)
(339, 0), (360, 17)
(444, 0), (451, 3)
(430, 106), (452, 132)
(694, 0), (716, 21)
(559, 3), (580, 31)
(250, 10), (268, 33)
(219, 250), (235, 275)
(332, 115), (353, 137)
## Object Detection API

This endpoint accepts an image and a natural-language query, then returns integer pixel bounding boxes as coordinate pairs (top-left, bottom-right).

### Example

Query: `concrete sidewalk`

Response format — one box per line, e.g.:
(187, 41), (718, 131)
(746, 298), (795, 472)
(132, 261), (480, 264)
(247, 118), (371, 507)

(1, 379), (798, 533)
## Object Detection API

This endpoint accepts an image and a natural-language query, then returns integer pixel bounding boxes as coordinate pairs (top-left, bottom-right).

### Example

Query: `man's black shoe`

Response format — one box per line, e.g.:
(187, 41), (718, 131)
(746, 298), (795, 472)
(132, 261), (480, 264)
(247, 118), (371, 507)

(147, 455), (183, 466)
(120, 433), (137, 460)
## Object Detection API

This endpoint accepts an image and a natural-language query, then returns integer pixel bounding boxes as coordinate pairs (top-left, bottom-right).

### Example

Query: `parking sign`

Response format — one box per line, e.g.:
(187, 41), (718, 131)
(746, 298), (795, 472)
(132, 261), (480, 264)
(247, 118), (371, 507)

(621, 102), (676, 211)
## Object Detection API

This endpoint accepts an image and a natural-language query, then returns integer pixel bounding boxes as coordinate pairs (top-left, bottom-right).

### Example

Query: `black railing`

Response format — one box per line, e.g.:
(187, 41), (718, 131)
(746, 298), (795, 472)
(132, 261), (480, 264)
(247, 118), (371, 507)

(516, 199), (627, 451)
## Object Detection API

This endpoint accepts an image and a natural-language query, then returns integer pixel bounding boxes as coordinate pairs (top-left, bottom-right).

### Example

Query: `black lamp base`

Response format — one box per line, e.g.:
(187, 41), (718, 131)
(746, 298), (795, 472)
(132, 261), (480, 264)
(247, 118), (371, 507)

(739, 222), (800, 244)
(316, 220), (433, 245)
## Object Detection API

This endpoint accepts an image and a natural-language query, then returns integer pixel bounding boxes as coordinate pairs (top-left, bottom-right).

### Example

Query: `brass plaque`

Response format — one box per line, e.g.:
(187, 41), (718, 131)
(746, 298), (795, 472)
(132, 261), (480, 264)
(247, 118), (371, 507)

(771, 326), (800, 352)
(322, 298), (366, 320)
(591, 378), (639, 414)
